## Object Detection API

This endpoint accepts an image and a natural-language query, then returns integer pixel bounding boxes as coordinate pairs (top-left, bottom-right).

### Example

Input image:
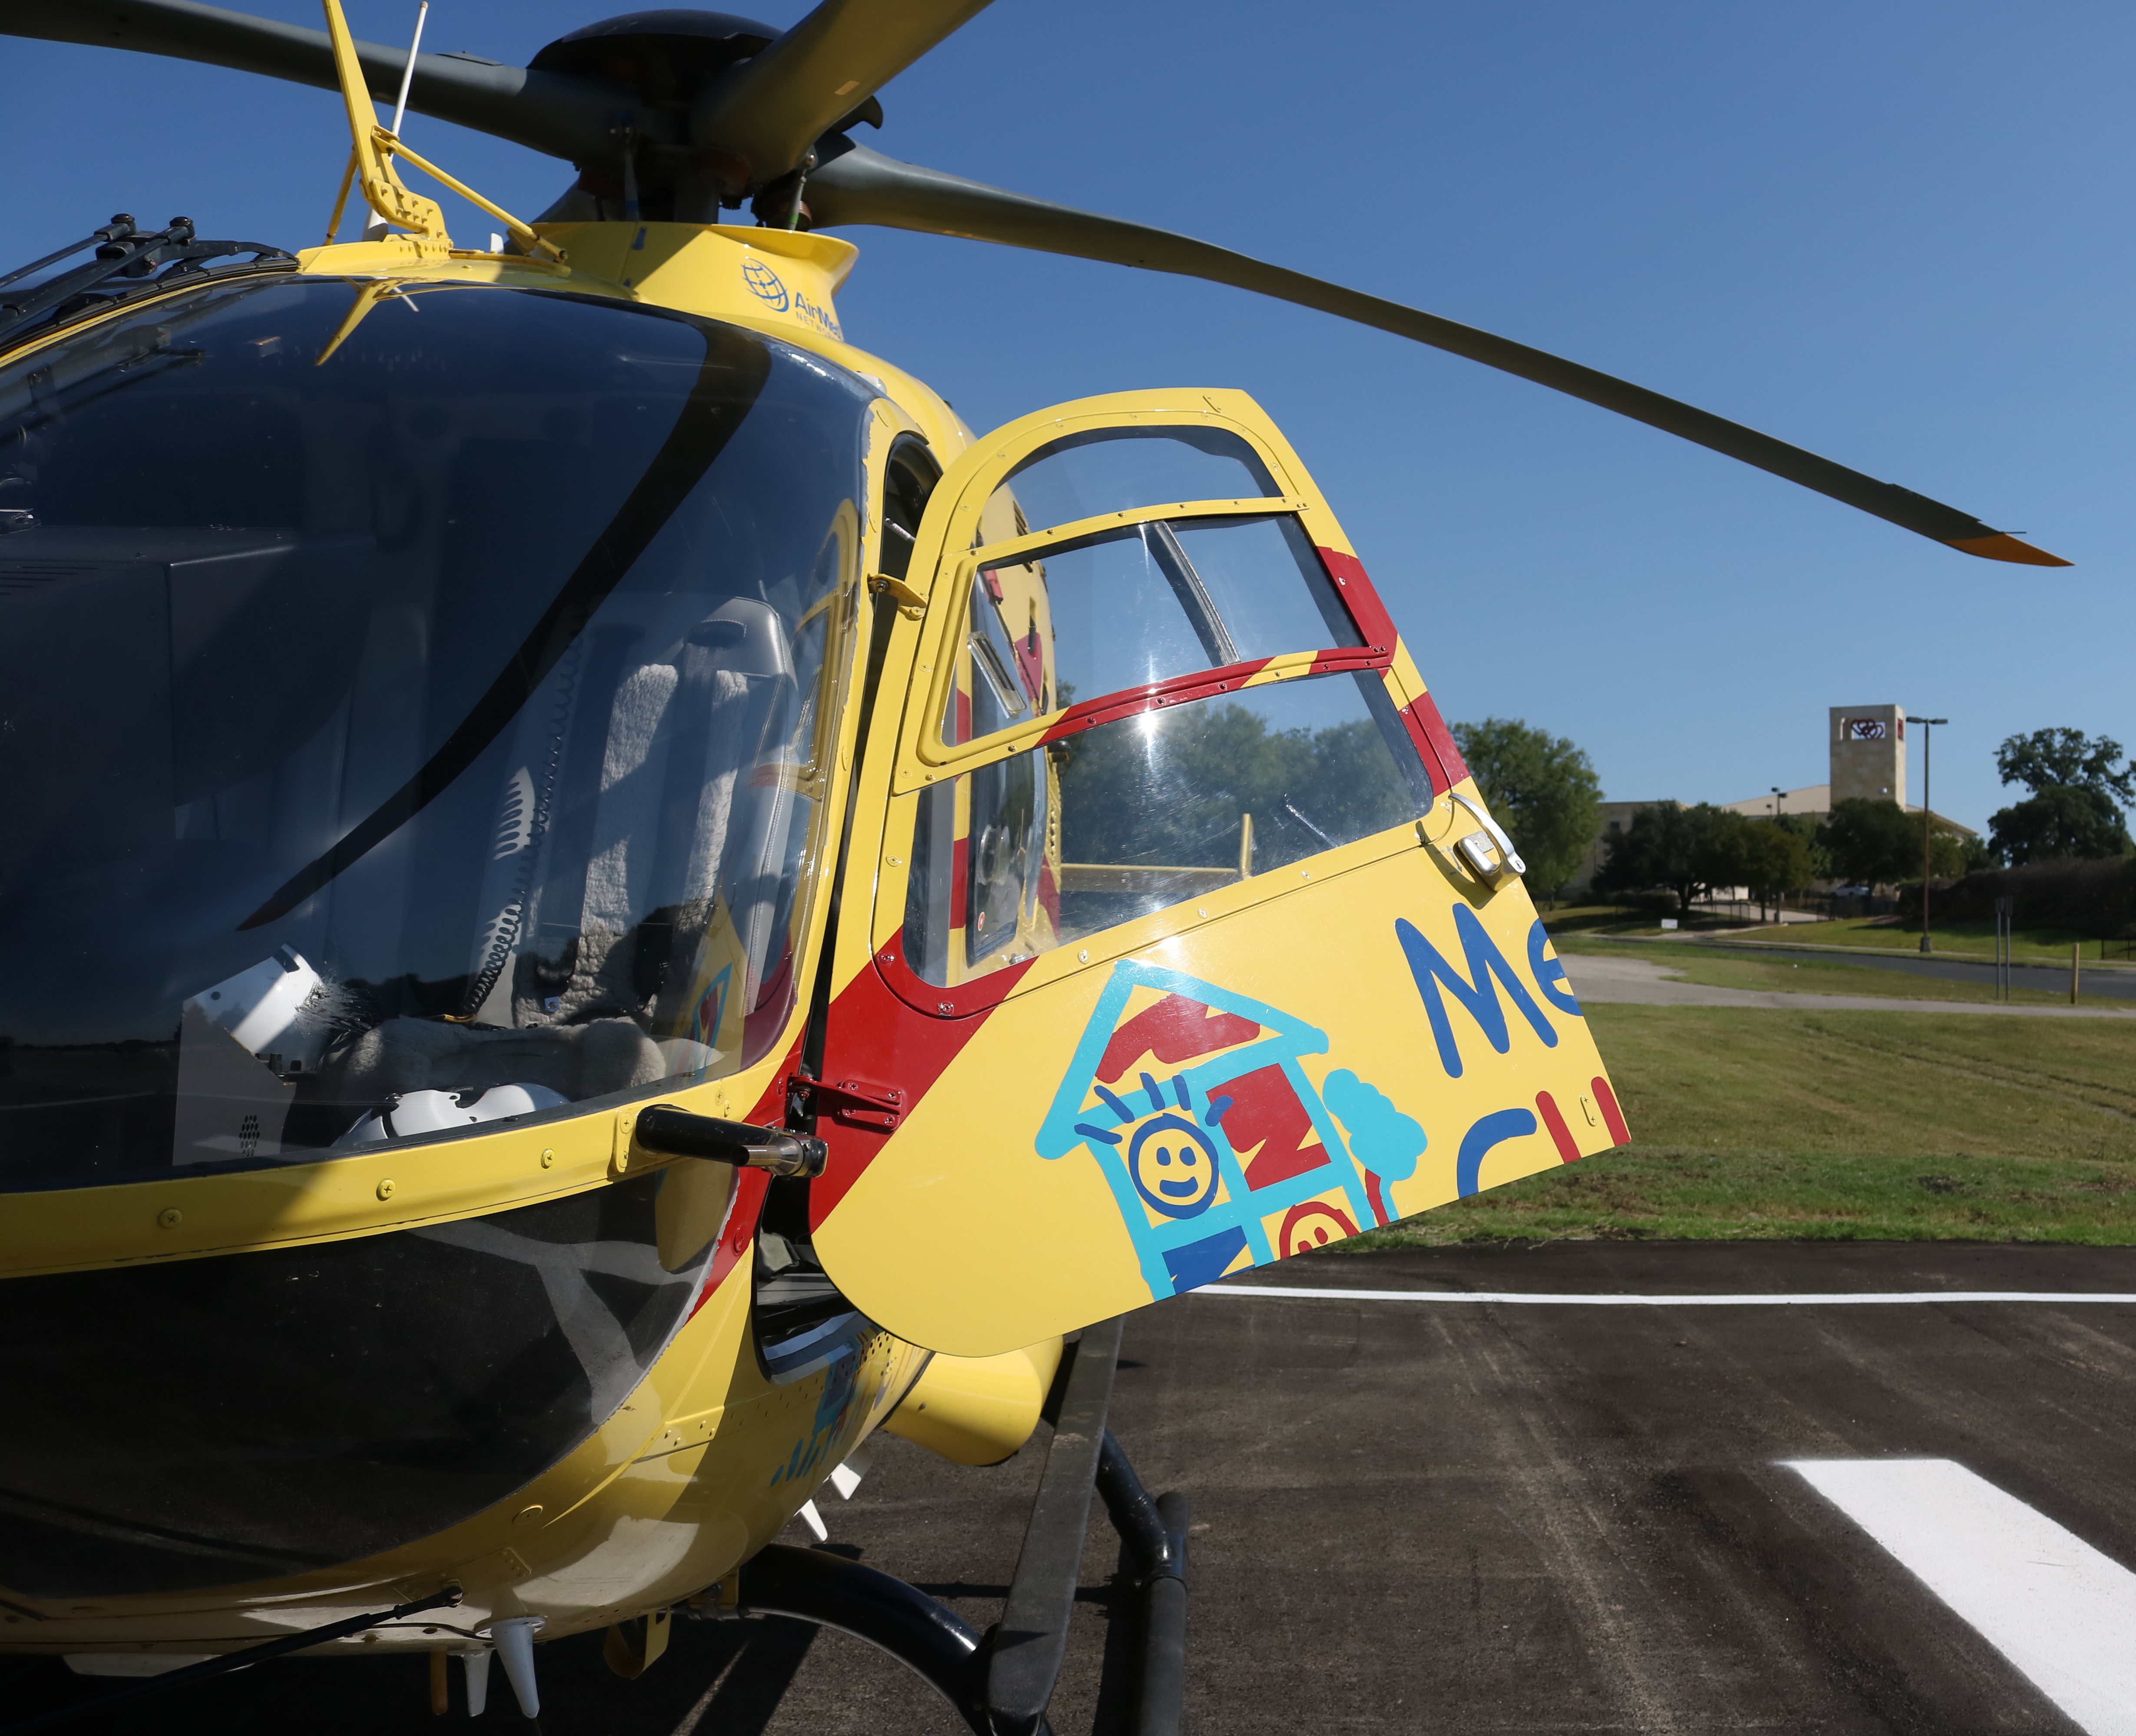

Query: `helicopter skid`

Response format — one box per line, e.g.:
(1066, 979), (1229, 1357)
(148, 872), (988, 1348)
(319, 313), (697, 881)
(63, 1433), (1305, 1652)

(713, 1319), (1187, 1736)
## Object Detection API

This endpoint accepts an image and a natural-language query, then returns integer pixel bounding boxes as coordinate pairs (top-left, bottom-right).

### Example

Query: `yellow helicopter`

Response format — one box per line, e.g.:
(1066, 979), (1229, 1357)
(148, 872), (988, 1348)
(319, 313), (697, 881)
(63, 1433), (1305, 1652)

(0, 0), (2067, 1727)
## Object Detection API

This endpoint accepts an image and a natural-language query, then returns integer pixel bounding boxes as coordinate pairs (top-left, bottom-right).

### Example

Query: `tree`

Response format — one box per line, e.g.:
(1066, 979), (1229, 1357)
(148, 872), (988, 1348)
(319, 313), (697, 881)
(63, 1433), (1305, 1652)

(1925, 826), (1972, 879)
(1593, 802), (1733, 915)
(1451, 717), (1602, 905)
(1988, 727), (2134, 866)
(1989, 786), (2133, 866)
(1740, 815), (1823, 903)
(1822, 797), (1969, 885)
(1995, 729), (2136, 803)
(1822, 799), (1917, 887)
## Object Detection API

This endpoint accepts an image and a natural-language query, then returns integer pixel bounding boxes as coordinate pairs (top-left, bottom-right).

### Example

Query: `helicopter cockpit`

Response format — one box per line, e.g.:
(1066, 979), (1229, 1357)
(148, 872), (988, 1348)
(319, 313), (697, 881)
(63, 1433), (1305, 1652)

(0, 274), (872, 1188)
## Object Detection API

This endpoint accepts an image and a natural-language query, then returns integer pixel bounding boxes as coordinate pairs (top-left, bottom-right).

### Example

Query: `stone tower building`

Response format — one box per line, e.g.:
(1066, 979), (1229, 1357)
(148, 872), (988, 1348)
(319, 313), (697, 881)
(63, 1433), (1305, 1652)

(1829, 705), (1907, 805)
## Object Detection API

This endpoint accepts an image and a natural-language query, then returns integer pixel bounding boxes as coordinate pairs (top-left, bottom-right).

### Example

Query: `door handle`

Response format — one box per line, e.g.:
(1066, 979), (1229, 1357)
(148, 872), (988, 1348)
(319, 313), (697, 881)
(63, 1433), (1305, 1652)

(634, 1106), (828, 1178)
(1445, 789), (1525, 886)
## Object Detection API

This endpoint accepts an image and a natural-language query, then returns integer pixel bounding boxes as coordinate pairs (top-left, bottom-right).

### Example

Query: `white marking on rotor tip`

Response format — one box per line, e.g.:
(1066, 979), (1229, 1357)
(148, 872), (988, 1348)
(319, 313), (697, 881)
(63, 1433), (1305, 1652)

(1202, 1285), (2136, 1307)
(1787, 1459), (2136, 1736)
(799, 1498), (829, 1543)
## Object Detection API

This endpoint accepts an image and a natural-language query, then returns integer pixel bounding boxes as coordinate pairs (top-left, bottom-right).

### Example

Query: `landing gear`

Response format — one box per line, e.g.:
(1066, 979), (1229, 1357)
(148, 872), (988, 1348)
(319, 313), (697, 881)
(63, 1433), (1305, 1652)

(715, 1318), (1189, 1736)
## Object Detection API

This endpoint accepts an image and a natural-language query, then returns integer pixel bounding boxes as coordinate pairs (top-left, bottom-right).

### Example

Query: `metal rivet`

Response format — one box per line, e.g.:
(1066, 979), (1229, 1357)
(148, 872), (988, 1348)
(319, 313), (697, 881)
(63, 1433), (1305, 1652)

(1198, 907), (1208, 918)
(541, 1149), (555, 1168)
(376, 1178), (396, 1200)
(156, 1208), (182, 1229)
(1078, 950), (1089, 962)
(938, 1001), (954, 1014)
(514, 1504), (544, 1527)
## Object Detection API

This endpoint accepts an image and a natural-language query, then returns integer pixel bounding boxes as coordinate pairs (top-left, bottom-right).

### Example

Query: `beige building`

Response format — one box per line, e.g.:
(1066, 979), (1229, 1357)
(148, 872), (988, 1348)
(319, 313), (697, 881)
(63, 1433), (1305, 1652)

(1828, 703), (1908, 805)
(1566, 703), (1971, 894)
(1719, 783), (1830, 822)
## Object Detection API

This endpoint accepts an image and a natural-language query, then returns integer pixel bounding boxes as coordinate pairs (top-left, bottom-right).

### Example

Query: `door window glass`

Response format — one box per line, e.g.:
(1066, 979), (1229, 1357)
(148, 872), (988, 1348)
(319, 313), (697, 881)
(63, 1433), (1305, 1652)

(980, 426), (1278, 541)
(940, 515), (1360, 746)
(904, 671), (1432, 987)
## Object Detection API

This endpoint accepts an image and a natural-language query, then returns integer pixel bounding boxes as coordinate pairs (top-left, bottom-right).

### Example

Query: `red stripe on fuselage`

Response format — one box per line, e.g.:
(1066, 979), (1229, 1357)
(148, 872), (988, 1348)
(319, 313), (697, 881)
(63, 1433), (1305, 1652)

(1312, 544), (1469, 796)
(689, 1166), (769, 1320)
(1406, 688), (1470, 793)
(808, 954), (1036, 1230)
(1313, 545), (1396, 651)
(1036, 657), (1279, 747)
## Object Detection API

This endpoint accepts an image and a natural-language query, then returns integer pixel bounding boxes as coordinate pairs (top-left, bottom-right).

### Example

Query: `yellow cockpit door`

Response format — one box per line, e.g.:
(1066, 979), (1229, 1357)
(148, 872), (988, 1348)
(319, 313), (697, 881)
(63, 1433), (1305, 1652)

(809, 390), (1625, 1356)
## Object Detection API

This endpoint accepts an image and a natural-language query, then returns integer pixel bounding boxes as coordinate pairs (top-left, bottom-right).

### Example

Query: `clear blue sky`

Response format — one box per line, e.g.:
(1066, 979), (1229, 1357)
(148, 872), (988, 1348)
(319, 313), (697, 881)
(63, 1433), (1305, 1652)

(4, 1), (2129, 832)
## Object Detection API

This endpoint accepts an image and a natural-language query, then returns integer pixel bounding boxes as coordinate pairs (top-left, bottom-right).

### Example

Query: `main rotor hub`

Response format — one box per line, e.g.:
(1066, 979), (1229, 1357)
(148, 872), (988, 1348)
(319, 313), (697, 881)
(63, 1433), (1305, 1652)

(529, 10), (778, 102)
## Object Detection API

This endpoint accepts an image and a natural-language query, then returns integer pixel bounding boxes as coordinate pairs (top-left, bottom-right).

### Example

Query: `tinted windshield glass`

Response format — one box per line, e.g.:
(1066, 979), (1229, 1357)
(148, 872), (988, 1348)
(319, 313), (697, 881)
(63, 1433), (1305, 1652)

(0, 278), (871, 1186)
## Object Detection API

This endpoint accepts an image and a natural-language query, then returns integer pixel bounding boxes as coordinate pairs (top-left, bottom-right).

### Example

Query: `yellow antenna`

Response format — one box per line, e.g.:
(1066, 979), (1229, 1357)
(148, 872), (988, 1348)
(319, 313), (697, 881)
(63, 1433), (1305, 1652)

(318, 0), (563, 263)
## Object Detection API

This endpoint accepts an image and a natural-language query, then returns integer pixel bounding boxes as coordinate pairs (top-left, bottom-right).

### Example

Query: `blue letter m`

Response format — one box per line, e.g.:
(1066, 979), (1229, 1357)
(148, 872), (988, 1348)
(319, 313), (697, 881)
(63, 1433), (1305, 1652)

(1395, 905), (1558, 1079)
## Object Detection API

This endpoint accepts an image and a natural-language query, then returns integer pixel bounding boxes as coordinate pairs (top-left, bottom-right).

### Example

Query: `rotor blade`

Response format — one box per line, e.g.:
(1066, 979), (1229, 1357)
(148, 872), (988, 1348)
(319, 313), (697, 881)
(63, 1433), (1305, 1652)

(0, 0), (632, 165)
(807, 142), (2067, 567)
(691, 0), (996, 186)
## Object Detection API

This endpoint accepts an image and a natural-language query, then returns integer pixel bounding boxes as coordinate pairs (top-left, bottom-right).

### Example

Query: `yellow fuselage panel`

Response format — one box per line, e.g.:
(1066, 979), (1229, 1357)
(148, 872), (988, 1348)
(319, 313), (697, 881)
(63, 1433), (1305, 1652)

(816, 821), (1608, 1357)
(0, 1251), (923, 1652)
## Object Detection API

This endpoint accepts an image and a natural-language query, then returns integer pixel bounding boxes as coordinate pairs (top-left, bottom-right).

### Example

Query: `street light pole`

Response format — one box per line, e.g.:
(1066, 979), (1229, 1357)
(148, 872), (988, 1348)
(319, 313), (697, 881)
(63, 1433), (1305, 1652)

(1914, 716), (1948, 953)
(1768, 786), (1783, 925)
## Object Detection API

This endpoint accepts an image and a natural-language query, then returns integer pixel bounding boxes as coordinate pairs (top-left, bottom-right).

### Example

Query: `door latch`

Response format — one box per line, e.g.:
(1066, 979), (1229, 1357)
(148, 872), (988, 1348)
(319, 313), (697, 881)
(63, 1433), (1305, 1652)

(866, 572), (926, 617)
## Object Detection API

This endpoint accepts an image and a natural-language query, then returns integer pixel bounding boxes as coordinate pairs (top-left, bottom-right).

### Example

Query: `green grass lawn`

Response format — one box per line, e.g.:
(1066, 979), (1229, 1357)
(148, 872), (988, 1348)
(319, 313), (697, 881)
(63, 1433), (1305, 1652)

(1547, 932), (2132, 1009)
(1364, 1004), (2136, 1247)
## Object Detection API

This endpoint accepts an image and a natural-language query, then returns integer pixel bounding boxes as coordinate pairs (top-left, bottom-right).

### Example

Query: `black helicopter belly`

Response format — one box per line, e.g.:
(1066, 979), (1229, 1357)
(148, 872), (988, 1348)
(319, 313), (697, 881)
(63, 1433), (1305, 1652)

(0, 1172), (710, 1601)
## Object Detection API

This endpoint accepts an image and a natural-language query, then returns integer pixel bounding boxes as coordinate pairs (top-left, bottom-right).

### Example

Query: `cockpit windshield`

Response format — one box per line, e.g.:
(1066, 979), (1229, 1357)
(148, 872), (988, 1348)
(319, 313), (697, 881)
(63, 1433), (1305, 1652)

(0, 277), (872, 1187)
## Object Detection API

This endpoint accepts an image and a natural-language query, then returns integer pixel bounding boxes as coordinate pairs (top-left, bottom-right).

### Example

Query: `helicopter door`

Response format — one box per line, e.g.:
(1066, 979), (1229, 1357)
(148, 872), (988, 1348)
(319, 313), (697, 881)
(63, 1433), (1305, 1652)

(810, 390), (1623, 1357)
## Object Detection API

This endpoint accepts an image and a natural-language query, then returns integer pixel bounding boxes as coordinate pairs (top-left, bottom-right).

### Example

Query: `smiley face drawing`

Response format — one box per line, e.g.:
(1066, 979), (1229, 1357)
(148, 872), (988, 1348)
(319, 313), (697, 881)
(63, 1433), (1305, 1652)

(1277, 1200), (1360, 1257)
(1126, 1112), (1222, 1218)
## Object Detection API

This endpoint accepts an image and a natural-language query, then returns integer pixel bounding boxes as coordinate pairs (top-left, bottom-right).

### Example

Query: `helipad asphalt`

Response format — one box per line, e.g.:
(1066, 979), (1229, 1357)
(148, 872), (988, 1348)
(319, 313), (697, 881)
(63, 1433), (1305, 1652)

(13, 1240), (2136, 1734)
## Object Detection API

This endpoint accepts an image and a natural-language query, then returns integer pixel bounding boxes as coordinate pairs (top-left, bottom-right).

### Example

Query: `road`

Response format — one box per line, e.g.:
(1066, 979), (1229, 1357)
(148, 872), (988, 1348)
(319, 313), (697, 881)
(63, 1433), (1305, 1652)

(1560, 948), (2136, 1017)
(15, 1242), (2136, 1734)
(1667, 937), (2136, 1001)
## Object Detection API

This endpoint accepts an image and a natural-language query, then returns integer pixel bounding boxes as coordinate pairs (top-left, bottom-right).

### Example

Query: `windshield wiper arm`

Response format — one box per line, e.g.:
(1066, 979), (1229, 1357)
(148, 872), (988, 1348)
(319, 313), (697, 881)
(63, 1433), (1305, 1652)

(0, 216), (291, 354)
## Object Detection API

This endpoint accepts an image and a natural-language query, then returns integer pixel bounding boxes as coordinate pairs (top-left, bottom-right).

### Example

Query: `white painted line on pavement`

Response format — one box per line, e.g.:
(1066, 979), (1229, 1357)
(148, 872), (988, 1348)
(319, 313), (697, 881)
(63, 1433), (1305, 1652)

(1787, 1459), (2136, 1736)
(1205, 1285), (2136, 1306)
